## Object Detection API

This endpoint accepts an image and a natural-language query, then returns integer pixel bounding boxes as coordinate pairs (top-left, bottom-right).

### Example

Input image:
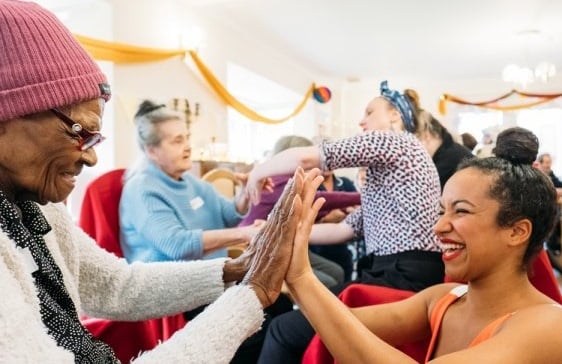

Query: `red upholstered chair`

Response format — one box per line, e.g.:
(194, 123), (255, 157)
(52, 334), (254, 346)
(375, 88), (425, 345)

(302, 249), (562, 364)
(302, 285), (426, 364)
(528, 249), (562, 303)
(78, 169), (186, 362)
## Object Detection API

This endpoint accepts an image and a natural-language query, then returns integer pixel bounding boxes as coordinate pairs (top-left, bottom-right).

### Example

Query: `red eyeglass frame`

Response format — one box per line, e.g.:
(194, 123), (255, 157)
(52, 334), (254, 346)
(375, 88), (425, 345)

(50, 108), (105, 151)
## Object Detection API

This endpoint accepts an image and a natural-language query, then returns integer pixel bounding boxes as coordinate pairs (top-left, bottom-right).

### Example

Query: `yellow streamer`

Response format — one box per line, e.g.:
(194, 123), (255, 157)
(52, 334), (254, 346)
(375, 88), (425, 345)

(74, 34), (316, 124)
(471, 97), (559, 111)
(439, 90), (562, 115)
(75, 35), (185, 63)
(188, 51), (315, 124)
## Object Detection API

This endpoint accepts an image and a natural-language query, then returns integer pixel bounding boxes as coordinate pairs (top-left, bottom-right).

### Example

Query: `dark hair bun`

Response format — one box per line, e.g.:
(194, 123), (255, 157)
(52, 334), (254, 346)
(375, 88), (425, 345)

(493, 127), (538, 165)
(135, 100), (165, 118)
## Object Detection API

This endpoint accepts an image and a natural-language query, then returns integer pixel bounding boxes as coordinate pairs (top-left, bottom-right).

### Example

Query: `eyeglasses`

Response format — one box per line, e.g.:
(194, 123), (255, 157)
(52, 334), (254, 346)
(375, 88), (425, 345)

(50, 108), (105, 151)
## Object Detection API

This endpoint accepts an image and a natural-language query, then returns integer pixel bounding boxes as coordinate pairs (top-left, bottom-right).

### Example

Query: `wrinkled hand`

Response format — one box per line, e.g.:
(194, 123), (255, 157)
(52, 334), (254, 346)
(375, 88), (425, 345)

(238, 167), (307, 308)
(286, 169), (325, 288)
(223, 170), (302, 286)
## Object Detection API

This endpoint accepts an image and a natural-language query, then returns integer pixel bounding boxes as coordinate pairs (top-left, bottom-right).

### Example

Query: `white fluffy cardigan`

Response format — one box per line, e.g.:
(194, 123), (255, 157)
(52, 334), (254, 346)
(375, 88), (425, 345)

(0, 202), (264, 363)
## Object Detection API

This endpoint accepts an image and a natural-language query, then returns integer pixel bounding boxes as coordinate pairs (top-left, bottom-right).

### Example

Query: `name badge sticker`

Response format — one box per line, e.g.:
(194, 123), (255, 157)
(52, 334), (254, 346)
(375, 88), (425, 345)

(190, 196), (205, 210)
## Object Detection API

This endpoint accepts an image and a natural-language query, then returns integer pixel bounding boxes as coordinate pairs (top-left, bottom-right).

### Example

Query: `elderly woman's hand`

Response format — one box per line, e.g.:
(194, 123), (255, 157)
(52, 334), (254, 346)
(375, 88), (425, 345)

(222, 169), (302, 285)
(241, 168), (324, 308)
(240, 167), (304, 307)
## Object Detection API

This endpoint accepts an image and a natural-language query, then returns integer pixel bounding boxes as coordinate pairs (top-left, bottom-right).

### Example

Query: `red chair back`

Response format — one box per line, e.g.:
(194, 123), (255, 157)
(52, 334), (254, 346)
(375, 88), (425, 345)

(302, 285), (426, 364)
(79, 169), (125, 257)
(529, 249), (562, 303)
(78, 169), (186, 362)
(302, 250), (562, 364)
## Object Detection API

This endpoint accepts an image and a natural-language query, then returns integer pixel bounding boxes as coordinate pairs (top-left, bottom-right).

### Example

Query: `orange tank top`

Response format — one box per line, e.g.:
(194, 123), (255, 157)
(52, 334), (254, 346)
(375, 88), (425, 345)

(425, 285), (513, 362)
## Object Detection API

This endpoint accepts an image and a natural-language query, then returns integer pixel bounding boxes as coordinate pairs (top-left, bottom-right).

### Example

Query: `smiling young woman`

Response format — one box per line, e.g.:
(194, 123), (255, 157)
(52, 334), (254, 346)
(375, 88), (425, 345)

(285, 127), (562, 364)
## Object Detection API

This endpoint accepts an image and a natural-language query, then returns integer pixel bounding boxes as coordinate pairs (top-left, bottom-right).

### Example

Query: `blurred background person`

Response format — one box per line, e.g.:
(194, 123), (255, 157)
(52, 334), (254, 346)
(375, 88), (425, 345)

(120, 100), (260, 263)
(460, 131), (478, 152)
(248, 81), (444, 363)
(537, 153), (562, 192)
(418, 112), (474, 189)
(240, 135), (362, 288)
(119, 100), (291, 363)
(537, 152), (562, 272)
(314, 168), (359, 281)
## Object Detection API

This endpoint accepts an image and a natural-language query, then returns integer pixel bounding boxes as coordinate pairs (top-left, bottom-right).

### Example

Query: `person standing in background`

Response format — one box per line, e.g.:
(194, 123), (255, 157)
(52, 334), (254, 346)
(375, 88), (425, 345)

(460, 132), (478, 152)
(419, 114), (474, 189)
(538, 153), (562, 190)
(537, 153), (562, 271)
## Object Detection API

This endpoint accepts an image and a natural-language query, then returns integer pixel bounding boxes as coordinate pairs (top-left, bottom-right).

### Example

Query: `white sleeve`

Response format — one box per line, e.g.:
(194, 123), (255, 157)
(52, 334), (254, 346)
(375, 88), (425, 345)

(73, 221), (227, 320)
(133, 285), (265, 364)
(0, 254), (74, 363)
(45, 202), (226, 321)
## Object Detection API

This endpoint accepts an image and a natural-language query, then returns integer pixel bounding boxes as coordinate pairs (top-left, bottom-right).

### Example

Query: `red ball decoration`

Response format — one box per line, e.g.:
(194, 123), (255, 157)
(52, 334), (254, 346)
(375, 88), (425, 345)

(313, 86), (332, 103)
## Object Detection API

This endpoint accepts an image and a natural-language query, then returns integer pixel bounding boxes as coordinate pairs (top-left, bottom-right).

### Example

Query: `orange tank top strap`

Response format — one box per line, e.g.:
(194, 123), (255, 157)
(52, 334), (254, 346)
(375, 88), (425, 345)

(468, 312), (513, 347)
(425, 285), (468, 363)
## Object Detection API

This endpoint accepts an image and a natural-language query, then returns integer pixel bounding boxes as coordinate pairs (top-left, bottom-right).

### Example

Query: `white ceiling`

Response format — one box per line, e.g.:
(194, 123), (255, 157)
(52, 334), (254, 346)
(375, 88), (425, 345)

(190, 0), (562, 82)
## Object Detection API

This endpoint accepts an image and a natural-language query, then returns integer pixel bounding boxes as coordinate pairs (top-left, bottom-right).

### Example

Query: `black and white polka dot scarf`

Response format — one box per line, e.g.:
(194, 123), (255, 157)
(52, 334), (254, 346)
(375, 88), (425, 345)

(0, 192), (119, 363)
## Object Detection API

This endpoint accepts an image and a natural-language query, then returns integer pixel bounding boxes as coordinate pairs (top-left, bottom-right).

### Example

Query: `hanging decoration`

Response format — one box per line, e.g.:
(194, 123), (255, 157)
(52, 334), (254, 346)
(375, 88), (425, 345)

(438, 89), (562, 115)
(188, 50), (314, 124)
(74, 34), (316, 124)
(75, 34), (185, 63)
(313, 86), (332, 103)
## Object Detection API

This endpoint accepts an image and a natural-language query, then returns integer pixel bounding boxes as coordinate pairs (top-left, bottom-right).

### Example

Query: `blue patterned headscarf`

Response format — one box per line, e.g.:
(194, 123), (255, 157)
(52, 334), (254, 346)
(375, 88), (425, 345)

(379, 80), (415, 133)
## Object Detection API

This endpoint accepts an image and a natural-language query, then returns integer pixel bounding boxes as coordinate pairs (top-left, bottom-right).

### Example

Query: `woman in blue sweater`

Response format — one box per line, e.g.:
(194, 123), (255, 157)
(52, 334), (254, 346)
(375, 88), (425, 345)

(120, 101), (260, 262)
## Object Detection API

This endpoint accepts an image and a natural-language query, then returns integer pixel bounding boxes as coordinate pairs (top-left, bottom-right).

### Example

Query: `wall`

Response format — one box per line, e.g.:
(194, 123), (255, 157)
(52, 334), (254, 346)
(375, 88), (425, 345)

(110, 0), (336, 169)
(337, 74), (562, 134)
(38, 0), (562, 215)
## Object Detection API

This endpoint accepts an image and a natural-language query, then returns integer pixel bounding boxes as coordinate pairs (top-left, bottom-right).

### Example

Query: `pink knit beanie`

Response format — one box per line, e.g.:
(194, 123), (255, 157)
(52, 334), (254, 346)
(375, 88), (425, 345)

(0, 0), (111, 122)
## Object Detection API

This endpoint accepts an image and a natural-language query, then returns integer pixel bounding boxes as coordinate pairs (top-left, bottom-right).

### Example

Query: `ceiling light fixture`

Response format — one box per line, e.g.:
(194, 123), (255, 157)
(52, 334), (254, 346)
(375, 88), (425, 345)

(501, 29), (556, 88)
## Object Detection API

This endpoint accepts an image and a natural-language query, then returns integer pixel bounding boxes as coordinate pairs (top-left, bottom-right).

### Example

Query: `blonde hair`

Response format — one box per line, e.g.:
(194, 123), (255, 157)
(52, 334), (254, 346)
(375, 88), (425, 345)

(272, 135), (313, 155)
(402, 88), (432, 137)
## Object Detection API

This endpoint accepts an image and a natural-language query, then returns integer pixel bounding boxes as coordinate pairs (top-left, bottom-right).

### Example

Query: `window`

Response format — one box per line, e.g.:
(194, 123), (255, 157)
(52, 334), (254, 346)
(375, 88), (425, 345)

(456, 110), (504, 145)
(517, 107), (562, 174)
(454, 104), (562, 175)
(226, 63), (316, 163)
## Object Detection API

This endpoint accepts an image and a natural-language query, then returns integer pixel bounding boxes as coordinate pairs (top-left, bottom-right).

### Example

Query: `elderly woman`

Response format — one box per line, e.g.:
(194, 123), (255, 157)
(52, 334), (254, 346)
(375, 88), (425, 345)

(119, 101), (294, 363)
(0, 1), (320, 362)
(287, 127), (562, 363)
(120, 100), (261, 263)
(250, 82), (445, 363)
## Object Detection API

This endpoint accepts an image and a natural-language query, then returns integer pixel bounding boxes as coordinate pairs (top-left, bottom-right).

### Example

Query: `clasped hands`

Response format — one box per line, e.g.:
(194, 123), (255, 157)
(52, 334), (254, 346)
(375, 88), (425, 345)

(223, 167), (325, 308)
